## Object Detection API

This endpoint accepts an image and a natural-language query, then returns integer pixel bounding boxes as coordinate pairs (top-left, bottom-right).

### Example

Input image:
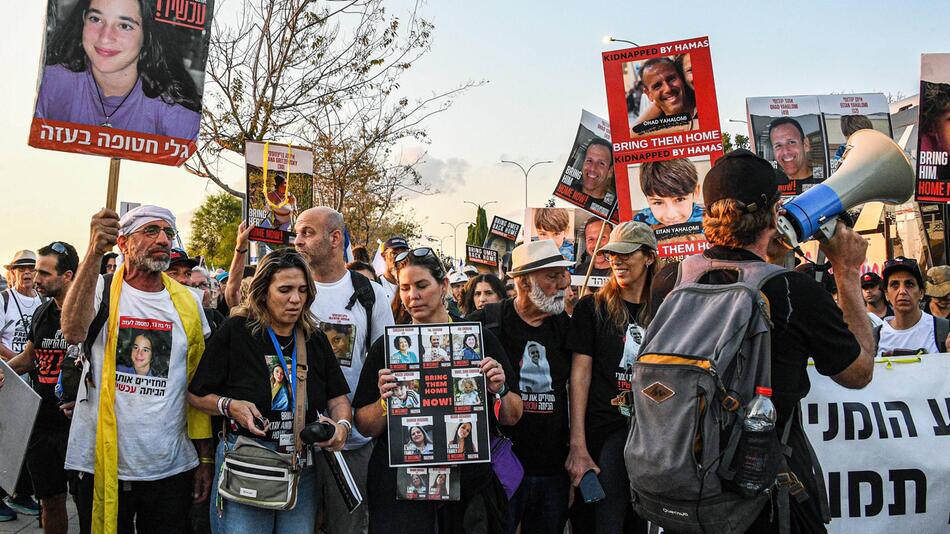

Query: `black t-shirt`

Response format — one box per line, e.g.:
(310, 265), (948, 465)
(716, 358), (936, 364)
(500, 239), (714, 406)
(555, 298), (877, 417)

(468, 300), (571, 475)
(189, 316), (349, 444)
(568, 295), (643, 450)
(575, 258), (610, 278)
(27, 300), (70, 431)
(353, 326), (517, 498)
(653, 246), (860, 530)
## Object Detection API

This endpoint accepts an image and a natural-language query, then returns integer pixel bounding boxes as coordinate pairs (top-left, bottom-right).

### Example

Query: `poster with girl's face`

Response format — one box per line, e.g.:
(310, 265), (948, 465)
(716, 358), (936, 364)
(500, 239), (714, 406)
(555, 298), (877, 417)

(452, 368), (484, 407)
(29, 0), (214, 165)
(444, 414), (479, 460)
(115, 317), (171, 397)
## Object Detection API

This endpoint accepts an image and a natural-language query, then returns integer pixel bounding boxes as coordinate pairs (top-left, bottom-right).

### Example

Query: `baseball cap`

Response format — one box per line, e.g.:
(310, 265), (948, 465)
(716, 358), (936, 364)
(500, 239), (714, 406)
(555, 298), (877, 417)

(860, 272), (882, 288)
(926, 265), (950, 298)
(383, 236), (410, 252)
(168, 248), (198, 269)
(598, 221), (658, 255)
(702, 149), (788, 212)
(882, 256), (924, 288)
(448, 271), (469, 285)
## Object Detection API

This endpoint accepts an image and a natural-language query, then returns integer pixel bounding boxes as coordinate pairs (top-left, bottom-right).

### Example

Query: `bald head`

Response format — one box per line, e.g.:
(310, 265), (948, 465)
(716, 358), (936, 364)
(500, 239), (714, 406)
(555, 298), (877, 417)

(294, 206), (347, 277)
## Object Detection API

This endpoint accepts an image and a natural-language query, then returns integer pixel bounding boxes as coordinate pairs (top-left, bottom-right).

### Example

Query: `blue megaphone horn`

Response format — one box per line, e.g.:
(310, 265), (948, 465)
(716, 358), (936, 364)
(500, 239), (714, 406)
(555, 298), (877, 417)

(775, 129), (915, 248)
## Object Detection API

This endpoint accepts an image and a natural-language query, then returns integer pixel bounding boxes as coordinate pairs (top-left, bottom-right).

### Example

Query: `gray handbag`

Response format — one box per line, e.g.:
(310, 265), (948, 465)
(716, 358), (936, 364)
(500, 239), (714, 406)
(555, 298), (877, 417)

(217, 328), (309, 510)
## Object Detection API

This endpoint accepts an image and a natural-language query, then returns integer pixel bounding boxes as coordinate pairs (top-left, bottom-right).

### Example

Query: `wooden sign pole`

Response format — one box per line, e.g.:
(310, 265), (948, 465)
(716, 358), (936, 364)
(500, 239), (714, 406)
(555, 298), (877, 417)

(106, 158), (121, 211)
(579, 220), (610, 297)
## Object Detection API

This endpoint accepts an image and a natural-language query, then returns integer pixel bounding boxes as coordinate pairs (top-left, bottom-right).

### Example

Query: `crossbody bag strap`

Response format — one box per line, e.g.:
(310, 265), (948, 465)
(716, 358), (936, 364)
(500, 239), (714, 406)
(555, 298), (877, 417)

(293, 327), (309, 469)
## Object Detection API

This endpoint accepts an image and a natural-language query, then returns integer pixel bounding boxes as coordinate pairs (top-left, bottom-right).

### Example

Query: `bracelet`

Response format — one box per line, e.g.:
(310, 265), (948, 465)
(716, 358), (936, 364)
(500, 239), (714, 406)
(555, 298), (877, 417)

(495, 383), (510, 398)
(199, 457), (214, 465)
(216, 397), (226, 416)
(337, 419), (352, 436)
(235, 247), (248, 254)
(222, 398), (233, 418)
(379, 397), (388, 415)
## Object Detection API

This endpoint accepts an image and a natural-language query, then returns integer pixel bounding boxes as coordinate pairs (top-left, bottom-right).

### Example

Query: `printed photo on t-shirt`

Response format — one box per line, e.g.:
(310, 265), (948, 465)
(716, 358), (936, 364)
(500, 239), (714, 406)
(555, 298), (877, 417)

(388, 326), (421, 366)
(620, 324), (645, 369)
(519, 341), (553, 393)
(391, 371), (421, 410)
(450, 324), (482, 363)
(320, 321), (355, 367)
(427, 467), (453, 500)
(421, 326), (452, 364)
(402, 417), (435, 458)
(452, 368), (483, 407)
(264, 354), (292, 411)
(445, 414), (478, 459)
(395, 466), (458, 501)
(114, 317), (173, 397)
(404, 467), (429, 498)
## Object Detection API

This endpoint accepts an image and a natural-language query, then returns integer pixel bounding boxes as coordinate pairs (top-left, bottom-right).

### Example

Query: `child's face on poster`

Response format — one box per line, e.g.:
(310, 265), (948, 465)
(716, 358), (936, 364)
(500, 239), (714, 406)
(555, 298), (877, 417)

(647, 191), (698, 227)
(82, 0), (146, 79)
(537, 228), (567, 247)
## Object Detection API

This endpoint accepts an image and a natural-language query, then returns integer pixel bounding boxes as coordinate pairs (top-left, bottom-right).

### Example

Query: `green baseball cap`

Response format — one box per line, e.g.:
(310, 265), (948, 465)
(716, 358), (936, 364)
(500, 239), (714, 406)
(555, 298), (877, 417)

(598, 221), (657, 255)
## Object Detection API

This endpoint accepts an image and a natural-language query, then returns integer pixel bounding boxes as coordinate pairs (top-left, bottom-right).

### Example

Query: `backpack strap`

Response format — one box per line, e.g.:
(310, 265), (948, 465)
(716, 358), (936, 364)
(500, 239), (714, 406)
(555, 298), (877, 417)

(933, 316), (949, 352)
(480, 301), (504, 332)
(84, 274), (113, 357)
(2, 289), (9, 313)
(345, 270), (376, 350)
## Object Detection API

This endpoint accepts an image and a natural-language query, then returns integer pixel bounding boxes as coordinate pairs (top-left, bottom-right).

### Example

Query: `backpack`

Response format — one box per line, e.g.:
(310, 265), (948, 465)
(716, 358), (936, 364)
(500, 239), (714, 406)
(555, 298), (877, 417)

(344, 270), (376, 350)
(624, 255), (814, 534)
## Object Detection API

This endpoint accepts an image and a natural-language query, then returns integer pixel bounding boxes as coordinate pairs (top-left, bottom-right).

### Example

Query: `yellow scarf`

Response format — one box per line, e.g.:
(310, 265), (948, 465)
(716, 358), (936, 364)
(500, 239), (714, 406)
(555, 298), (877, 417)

(91, 266), (211, 534)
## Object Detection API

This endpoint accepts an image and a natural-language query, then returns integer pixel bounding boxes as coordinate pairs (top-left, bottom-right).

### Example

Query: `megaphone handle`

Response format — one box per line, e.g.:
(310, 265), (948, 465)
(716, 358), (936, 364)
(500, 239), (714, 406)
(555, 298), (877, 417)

(817, 218), (838, 241)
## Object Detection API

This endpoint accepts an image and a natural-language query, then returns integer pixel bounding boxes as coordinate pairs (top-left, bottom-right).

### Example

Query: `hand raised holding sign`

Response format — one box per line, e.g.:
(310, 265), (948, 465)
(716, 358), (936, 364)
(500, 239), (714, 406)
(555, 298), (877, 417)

(89, 209), (120, 256)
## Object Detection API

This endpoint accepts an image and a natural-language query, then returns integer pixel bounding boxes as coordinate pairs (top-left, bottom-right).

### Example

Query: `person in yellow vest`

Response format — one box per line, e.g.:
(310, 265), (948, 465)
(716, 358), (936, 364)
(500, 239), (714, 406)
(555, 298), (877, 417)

(61, 205), (212, 534)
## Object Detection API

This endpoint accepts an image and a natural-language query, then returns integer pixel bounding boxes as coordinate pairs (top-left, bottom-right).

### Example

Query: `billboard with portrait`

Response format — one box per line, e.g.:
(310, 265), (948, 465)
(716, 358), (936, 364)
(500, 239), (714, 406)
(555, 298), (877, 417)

(746, 95), (827, 196)
(552, 110), (618, 222)
(916, 54), (950, 203)
(524, 207), (580, 264)
(602, 37), (724, 228)
(818, 94), (892, 174)
(28, 0), (212, 166)
(245, 141), (314, 245)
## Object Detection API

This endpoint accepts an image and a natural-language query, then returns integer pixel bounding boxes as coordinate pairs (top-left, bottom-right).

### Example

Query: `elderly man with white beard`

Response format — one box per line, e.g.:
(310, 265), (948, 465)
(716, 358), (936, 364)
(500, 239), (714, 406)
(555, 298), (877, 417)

(466, 239), (574, 534)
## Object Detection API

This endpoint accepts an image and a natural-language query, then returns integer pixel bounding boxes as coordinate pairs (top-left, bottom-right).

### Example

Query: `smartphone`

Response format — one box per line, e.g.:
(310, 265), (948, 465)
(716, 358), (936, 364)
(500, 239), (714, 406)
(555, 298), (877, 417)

(579, 469), (606, 504)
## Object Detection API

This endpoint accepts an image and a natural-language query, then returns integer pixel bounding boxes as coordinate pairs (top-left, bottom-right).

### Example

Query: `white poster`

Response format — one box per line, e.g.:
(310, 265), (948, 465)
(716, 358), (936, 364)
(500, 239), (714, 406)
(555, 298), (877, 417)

(0, 359), (41, 494)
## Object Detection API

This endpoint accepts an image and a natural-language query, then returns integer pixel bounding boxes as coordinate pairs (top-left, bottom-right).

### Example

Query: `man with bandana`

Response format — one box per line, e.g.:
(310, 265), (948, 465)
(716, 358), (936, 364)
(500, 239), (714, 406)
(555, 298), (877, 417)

(61, 206), (212, 534)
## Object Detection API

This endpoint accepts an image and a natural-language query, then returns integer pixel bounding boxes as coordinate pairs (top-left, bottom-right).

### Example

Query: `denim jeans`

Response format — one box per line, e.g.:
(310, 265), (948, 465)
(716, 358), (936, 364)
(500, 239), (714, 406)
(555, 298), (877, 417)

(507, 473), (570, 534)
(210, 434), (320, 534)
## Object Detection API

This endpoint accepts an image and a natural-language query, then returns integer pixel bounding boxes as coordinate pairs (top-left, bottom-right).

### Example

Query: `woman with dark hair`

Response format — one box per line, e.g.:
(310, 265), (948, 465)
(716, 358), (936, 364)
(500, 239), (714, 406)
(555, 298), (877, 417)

(115, 331), (157, 376)
(429, 473), (449, 498)
(404, 425), (434, 455)
(566, 222), (656, 533)
(354, 247), (523, 534)
(35, 0), (202, 138)
(99, 252), (118, 274)
(188, 248), (352, 533)
(460, 274), (506, 315)
(448, 421), (475, 455)
(390, 335), (418, 364)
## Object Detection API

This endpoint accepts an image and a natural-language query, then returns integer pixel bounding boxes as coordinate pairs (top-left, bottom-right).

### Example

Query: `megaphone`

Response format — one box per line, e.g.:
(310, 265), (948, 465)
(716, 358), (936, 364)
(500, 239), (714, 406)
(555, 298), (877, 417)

(776, 128), (914, 248)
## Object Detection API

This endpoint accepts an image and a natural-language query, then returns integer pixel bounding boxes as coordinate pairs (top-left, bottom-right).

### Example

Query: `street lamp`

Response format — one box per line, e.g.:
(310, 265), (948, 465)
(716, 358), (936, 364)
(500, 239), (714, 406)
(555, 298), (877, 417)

(463, 200), (498, 214)
(439, 235), (452, 258)
(602, 35), (640, 47)
(728, 119), (748, 125)
(500, 160), (552, 209)
(441, 221), (472, 261)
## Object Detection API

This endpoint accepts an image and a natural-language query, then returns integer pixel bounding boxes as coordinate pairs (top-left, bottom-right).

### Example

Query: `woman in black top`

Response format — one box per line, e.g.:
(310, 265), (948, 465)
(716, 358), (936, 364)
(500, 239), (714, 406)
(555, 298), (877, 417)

(188, 248), (351, 533)
(566, 222), (656, 534)
(353, 247), (522, 534)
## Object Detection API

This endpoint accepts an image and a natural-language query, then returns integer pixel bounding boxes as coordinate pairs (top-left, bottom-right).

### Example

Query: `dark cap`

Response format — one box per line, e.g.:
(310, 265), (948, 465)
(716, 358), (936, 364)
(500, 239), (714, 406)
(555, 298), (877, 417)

(882, 256), (924, 288)
(860, 272), (883, 288)
(702, 149), (788, 212)
(168, 248), (198, 269)
(383, 236), (410, 252)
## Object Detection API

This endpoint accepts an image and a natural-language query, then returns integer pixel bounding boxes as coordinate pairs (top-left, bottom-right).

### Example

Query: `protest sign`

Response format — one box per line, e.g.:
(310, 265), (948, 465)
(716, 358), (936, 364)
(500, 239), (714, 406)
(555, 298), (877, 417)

(465, 245), (498, 270)
(385, 323), (491, 467)
(552, 110), (619, 221)
(916, 54), (950, 203)
(803, 354), (950, 532)
(395, 466), (460, 501)
(818, 94), (892, 174)
(525, 207), (584, 265)
(602, 36), (724, 259)
(747, 95), (827, 196)
(0, 359), (41, 494)
(484, 216), (521, 273)
(572, 211), (612, 278)
(28, 0), (212, 166)
(245, 141), (314, 245)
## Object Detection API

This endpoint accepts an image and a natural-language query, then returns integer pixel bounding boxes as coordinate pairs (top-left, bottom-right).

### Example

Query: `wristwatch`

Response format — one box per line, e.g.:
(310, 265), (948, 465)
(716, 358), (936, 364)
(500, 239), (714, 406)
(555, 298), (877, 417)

(495, 383), (510, 398)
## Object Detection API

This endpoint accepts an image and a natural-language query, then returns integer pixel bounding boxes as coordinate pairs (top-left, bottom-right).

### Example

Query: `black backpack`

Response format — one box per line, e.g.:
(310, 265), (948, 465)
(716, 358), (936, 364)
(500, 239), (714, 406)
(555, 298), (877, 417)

(344, 270), (376, 349)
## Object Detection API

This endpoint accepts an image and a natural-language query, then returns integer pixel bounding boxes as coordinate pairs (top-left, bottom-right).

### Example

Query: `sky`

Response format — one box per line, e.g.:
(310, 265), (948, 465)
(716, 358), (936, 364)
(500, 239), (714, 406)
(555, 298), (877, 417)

(2, 0), (947, 266)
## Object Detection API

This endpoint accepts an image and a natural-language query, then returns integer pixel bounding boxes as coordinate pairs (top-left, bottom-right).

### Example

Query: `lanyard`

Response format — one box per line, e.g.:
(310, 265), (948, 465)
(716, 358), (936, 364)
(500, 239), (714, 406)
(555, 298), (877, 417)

(267, 328), (297, 408)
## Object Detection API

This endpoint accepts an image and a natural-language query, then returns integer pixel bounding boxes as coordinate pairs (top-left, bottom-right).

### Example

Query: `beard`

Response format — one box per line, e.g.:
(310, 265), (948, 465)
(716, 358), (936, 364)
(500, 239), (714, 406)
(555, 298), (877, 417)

(527, 278), (566, 315)
(132, 254), (170, 273)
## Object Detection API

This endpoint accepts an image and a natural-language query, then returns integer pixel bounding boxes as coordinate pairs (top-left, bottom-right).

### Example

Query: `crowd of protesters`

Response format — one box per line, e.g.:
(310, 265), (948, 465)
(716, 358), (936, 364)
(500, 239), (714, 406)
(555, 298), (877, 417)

(0, 150), (932, 534)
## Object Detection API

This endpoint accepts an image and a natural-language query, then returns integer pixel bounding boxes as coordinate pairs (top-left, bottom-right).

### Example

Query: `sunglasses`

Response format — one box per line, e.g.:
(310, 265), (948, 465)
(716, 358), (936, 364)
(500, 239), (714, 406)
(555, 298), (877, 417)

(136, 225), (177, 240)
(50, 242), (68, 254)
(395, 247), (436, 265)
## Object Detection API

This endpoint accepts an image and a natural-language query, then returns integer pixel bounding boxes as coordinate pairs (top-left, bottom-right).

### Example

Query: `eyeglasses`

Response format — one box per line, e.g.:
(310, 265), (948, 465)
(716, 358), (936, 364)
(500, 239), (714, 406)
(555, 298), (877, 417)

(395, 247), (436, 265)
(136, 225), (177, 240)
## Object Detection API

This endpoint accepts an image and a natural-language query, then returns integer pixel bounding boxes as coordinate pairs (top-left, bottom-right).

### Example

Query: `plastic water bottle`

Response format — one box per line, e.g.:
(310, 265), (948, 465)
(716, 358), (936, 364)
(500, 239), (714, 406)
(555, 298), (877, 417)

(734, 386), (777, 497)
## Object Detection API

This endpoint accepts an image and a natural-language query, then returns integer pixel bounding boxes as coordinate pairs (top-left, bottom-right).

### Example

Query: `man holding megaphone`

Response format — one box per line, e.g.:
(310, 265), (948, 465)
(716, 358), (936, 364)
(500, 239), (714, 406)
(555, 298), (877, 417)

(653, 149), (877, 532)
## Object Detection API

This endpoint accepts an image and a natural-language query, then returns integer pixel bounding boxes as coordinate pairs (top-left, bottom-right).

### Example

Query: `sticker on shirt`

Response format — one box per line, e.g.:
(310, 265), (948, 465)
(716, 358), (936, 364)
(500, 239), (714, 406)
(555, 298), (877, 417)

(114, 317), (172, 397)
(450, 324), (482, 364)
(445, 414), (479, 461)
(401, 417), (435, 462)
(263, 354), (293, 411)
(35, 329), (67, 384)
(421, 326), (452, 367)
(519, 341), (556, 414)
(389, 326), (421, 368)
(320, 321), (355, 368)
(614, 323), (644, 416)
(452, 368), (484, 409)
(390, 371), (421, 414)
(396, 466), (459, 501)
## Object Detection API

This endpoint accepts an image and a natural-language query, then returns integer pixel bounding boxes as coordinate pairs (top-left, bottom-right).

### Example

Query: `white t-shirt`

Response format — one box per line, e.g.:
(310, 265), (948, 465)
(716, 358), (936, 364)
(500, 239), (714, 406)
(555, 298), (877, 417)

(378, 276), (397, 307)
(878, 312), (939, 357)
(311, 272), (394, 449)
(2, 289), (43, 353)
(66, 276), (210, 480)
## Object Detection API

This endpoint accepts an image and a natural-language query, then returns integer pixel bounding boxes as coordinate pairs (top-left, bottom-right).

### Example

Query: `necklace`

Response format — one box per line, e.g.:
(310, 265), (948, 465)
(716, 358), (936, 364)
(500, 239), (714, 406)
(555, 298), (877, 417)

(279, 337), (294, 352)
(90, 70), (135, 128)
(15, 290), (38, 310)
